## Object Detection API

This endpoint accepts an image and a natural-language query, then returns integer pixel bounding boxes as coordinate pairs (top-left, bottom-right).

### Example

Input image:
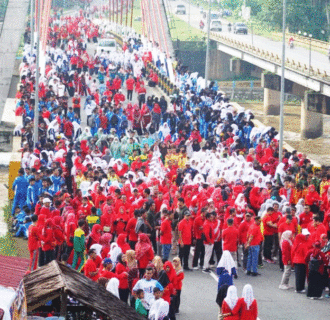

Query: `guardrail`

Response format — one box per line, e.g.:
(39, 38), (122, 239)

(286, 32), (328, 53)
(210, 32), (330, 83)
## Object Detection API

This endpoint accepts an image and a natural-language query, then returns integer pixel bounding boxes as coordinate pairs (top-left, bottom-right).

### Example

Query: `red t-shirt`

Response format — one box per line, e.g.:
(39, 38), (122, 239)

(262, 214), (276, 236)
(84, 258), (98, 281)
(160, 218), (172, 245)
(278, 221), (296, 235)
(178, 218), (192, 245)
(193, 215), (205, 240)
(299, 212), (313, 229)
(28, 224), (40, 251)
(126, 217), (138, 242)
(247, 223), (263, 246)
(126, 78), (135, 90)
(238, 220), (253, 244)
(222, 226), (238, 252)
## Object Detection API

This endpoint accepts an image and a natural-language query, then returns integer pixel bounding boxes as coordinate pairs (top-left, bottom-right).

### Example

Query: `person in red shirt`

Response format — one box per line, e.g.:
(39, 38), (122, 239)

(115, 253), (129, 303)
(238, 213), (253, 270)
(28, 214), (40, 271)
(126, 75), (135, 101)
(278, 215), (296, 240)
(246, 216), (263, 276)
(238, 284), (258, 320)
(202, 212), (215, 273)
(172, 256), (184, 313)
(279, 230), (293, 290)
(41, 218), (56, 266)
(84, 249), (99, 281)
(113, 75), (122, 92)
(98, 258), (117, 279)
(299, 205), (313, 229)
(192, 208), (206, 270)
(160, 210), (173, 261)
(137, 85), (147, 108)
(63, 116), (74, 140)
(125, 210), (139, 249)
(178, 211), (193, 270)
(262, 207), (277, 263)
(222, 218), (239, 266)
(308, 215), (327, 244)
(221, 285), (242, 320)
(113, 90), (125, 106)
(135, 233), (154, 275)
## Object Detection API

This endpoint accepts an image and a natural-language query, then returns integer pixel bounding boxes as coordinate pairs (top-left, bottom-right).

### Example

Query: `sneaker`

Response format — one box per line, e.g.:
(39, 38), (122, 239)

(193, 267), (199, 270)
(308, 297), (315, 300)
(317, 296), (324, 300)
(295, 289), (306, 293)
(258, 264), (264, 268)
(324, 294), (330, 298)
(209, 264), (215, 268)
(202, 268), (211, 274)
(251, 272), (260, 277)
(184, 267), (193, 271)
(265, 259), (273, 264)
(246, 271), (251, 275)
(272, 256), (278, 261)
(279, 285), (289, 290)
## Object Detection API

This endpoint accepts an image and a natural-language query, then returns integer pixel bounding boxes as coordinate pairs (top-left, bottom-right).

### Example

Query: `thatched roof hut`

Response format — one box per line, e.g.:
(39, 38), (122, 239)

(23, 261), (145, 320)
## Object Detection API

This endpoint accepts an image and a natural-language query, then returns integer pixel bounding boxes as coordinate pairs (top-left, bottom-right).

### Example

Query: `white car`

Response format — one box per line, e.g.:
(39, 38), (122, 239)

(210, 20), (222, 32)
(96, 38), (117, 55)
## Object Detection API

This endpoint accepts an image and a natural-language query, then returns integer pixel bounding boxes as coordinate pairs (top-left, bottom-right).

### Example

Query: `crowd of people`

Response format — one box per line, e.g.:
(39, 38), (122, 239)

(9, 4), (330, 320)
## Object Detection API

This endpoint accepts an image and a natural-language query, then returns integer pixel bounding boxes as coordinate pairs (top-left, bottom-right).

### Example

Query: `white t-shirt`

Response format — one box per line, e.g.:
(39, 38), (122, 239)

(133, 279), (163, 309)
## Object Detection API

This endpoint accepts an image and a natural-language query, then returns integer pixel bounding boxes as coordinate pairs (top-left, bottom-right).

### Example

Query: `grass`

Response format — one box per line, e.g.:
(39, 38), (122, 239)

(0, 203), (28, 258)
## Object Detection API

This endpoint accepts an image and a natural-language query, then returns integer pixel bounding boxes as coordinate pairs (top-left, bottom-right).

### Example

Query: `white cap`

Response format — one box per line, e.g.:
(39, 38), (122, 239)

(43, 198), (52, 203)
(302, 229), (310, 236)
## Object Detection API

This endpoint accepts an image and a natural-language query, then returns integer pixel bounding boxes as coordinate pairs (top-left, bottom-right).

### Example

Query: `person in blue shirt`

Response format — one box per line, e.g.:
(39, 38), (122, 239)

(39, 178), (54, 198)
(26, 177), (37, 209)
(12, 168), (29, 215)
(50, 168), (64, 194)
(14, 216), (32, 239)
(67, 107), (75, 122)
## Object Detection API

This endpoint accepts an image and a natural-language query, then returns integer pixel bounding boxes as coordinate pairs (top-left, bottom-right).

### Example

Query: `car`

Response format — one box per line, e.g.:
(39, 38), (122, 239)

(96, 38), (117, 55)
(233, 22), (248, 34)
(210, 20), (222, 32)
(175, 4), (186, 14)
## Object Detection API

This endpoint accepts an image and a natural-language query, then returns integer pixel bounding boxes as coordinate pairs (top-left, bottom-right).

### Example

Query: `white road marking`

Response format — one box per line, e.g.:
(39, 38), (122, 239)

(210, 270), (218, 282)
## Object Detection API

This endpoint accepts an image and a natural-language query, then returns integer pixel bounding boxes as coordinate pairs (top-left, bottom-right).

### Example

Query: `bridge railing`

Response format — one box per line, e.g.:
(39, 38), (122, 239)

(210, 32), (330, 83)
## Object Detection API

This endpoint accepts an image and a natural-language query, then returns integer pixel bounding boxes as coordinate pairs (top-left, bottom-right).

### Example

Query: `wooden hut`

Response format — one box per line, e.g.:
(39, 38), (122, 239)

(23, 261), (145, 320)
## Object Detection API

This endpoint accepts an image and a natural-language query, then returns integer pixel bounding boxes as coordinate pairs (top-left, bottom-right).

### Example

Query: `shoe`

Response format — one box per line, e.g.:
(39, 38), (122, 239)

(258, 264), (264, 268)
(265, 259), (275, 264)
(246, 271), (251, 275)
(251, 272), (260, 277)
(202, 268), (211, 274)
(295, 289), (306, 293)
(272, 256), (278, 261)
(209, 264), (215, 268)
(237, 262), (242, 267)
(279, 285), (289, 290)
(308, 297), (315, 300)
(184, 267), (192, 271)
(193, 267), (199, 270)
(280, 269), (284, 272)
(324, 294), (330, 298)
(175, 311), (180, 314)
(317, 296), (324, 300)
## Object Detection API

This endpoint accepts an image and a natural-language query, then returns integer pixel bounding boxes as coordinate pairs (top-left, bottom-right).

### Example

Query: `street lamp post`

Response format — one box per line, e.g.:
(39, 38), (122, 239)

(279, 0), (287, 163)
(204, 0), (211, 88)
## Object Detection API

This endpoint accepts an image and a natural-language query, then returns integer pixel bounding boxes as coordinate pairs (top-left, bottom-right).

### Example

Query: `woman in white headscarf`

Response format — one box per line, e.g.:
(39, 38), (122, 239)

(221, 285), (241, 320)
(216, 251), (237, 291)
(109, 242), (122, 265)
(158, 123), (171, 140)
(279, 230), (293, 290)
(295, 198), (305, 217)
(239, 284), (258, 319)
(106, 277), (120, 299)
(148, 297), (169, 320)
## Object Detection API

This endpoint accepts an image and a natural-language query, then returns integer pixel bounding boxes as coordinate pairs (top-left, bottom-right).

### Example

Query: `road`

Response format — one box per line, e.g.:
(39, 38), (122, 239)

(167, 0), (330, 76)
(176, 250), (329, 320)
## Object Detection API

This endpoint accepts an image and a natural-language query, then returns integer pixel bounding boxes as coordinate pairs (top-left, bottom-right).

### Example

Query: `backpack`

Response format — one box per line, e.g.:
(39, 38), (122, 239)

(308, 257), (320, 272)
(110, 114), (119, 127)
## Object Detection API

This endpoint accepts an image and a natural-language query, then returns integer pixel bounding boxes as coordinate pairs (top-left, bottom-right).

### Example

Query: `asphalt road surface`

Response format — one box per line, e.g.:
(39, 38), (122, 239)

(175, 249), (329, 320)
(167, 0), (330, 76)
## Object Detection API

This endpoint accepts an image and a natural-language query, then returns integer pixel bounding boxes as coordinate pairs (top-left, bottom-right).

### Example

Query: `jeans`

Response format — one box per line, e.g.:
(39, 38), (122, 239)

(192, 239), (205, 268)
(162, 244), (172, 261)
(247, 245), (260, 273)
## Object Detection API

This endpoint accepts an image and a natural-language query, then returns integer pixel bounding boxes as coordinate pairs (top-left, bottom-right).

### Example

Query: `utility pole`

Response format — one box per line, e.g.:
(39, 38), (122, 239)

(33, 0), (41, 148)
(204, 0), (211, 88)
(30, 0), (34, 52)
(279, 0), (286, 162)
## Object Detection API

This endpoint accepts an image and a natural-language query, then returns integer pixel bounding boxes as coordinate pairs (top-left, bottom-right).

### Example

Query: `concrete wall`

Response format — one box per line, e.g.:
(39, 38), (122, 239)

(0, 0), (29, 121)
(209, 49), (232, 80)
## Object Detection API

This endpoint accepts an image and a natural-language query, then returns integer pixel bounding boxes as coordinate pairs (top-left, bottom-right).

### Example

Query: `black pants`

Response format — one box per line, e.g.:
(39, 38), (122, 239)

(258, 243), (263, 265)
(127, 89), (133, 100)
(243, 246), (249, 269)
(39, 248), (45, 267)
(129, 240), (137, 250)
(192, 239), (205, 268)
(279, 248), (284, 270)
(179, 244), (191, 269)
(119, 288), (129, 304)
(44, 249), (55, 265)
(174, 289), (181, 313)
(65, 175), (73, 194)
(73, 107), (80, 118)
(263, 235), (273, 260)
(295, 263), (306, 291)
(273, 232), (279, 258)
(138, 94), (146, 108)
(139, 268), (145, 278)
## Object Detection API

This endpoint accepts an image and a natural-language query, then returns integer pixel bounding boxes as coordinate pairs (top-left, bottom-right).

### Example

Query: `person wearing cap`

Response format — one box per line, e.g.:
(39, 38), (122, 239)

(98, 258), (117, 279)
(40, 198), (52, 218)
(12, 168), (29, 215)
(178, 210), (193, 270)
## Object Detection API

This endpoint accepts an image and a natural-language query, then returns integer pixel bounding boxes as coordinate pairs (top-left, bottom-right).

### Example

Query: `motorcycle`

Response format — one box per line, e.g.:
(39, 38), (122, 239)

(200, 20), (205, 30)
(228, 23), (232, 32)
(289, 40), (294, 49)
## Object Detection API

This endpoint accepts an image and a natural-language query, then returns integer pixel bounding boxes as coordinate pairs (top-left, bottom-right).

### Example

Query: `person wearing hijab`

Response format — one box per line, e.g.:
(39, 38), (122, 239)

(279, 230), (293, 290)
(106, 277), (120, 299)
(305, 241), (328, 299)
(99, 233), (112, 259)
(239, 284), (258, 320)
(136, 233), (155, 276)
(216, 251), (237, 290)
(41, 218), (56, 266)
(117, 233), (131, 254)
(172, 256), (184, 315)
(221, 285), (242, 320)
(86, 224), (102, 250)
(292, 233), (309, 293)
(115, 253), (130, 303)
(216, 283), (229, 320)
(109, 242), (122, 265)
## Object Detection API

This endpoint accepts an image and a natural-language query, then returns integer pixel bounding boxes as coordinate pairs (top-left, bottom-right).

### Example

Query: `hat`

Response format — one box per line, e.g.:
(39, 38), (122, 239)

(302, 229), (310, 236)
(103, 258), (112, 265)
(43, 198), (51, 203)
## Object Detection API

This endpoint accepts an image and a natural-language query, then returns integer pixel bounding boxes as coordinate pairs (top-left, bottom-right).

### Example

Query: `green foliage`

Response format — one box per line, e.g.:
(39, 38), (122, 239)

(0, 204), (17, 257)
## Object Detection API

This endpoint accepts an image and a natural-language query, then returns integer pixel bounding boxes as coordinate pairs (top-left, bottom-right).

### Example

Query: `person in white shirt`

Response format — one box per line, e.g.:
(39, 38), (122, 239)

(133, 268), (164, 311)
